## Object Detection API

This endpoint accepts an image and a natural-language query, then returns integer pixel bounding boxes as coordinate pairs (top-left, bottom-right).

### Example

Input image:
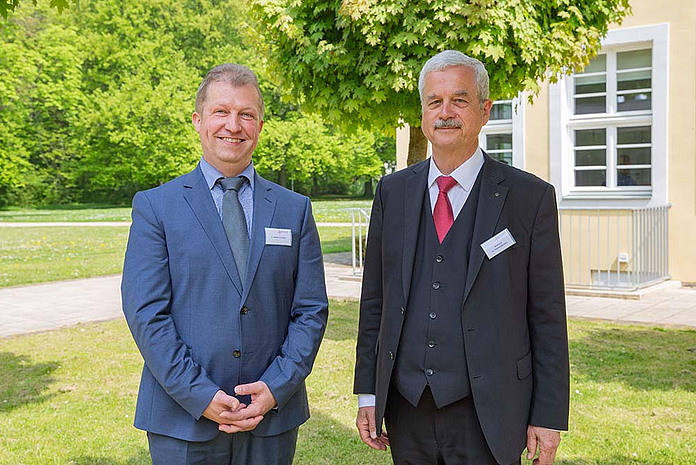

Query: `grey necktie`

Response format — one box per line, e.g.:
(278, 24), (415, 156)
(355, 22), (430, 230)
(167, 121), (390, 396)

(218, 177), (249, 285)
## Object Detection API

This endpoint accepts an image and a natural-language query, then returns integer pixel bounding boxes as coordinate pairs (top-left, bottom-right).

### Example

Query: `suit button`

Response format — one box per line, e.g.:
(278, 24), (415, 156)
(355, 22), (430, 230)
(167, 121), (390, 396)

(435, 255), (444, 263)
(400, 307), (405, 315)
(428, 340), (435, 348)
(432, 282), (440, 290)
(240, 306), (248, 315)
(426, 369), (434, 376)
(389, 351), (394, 360)
(233, 350), (241, 358)
(429, 312), (437, 319)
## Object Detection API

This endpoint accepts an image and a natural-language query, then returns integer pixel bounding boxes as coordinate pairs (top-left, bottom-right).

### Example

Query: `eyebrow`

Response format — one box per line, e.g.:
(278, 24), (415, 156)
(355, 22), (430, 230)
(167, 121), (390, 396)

(426, 89), (469, 101)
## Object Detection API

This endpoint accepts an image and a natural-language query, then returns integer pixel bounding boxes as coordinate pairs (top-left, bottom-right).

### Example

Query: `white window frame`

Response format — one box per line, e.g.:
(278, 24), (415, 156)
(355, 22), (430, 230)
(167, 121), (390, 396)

(480, 95), (525, 170)
(550, 23), (669, 207)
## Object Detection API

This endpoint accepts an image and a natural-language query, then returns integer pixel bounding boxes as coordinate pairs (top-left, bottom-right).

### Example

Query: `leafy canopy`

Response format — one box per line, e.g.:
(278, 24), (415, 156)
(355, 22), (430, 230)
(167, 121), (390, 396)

(250, 0), (631, 132)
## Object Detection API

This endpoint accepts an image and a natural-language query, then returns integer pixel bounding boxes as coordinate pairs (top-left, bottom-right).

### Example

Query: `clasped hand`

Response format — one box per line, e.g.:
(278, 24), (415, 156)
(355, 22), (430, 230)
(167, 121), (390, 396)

(202, 381), (277, 433)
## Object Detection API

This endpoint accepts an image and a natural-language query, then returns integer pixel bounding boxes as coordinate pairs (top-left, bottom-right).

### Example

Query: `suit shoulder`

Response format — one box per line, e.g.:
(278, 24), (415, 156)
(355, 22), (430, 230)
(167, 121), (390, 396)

(257, 176), (310, 207)
(131, 168), (198, 204)
(378, 159), (429, 187)
(495, 159), (552, 191)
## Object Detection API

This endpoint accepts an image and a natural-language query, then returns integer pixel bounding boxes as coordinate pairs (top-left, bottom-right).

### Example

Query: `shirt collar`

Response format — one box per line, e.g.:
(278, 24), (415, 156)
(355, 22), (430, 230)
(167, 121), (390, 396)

(428, 147), (484, 192)
(199, 156), (255, 192)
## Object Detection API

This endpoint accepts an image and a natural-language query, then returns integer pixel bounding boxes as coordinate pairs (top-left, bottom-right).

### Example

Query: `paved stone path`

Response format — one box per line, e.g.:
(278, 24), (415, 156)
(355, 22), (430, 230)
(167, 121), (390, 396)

(1, 252), (695, 339)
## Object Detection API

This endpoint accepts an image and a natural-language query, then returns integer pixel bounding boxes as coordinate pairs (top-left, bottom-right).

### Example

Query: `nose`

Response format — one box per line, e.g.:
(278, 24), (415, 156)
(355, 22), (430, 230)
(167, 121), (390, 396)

(438, 100), (456, 119)
(224, 113), (242, 132)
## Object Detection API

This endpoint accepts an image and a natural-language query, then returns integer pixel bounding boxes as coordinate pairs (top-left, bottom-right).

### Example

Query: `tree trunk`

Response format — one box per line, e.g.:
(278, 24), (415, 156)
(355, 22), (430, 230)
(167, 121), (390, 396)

(362, 179), (373, 198)
(407, 126), (428, 165)
(278, 165), (287, 187)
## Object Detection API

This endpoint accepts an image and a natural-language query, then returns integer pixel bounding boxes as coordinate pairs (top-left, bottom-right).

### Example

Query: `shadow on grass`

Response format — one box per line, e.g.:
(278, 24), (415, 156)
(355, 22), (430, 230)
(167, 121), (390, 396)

(296, 410), (391, 465)
(0, 203), (127, 211)
(0, 351), (59, 413)
(68, 449), (150, 465)
(570, 325), (696, 392)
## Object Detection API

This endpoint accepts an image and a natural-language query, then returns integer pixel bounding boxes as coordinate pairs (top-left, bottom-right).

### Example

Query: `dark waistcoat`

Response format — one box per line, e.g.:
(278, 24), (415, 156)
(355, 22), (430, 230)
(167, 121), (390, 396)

(392, 173), (482, 409)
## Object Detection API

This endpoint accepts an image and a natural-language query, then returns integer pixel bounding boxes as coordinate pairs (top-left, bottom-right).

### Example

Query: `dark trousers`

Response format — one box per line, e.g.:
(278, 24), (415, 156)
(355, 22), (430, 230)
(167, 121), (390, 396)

(385, 386), (519, 465)
(147, 427), (298, 465)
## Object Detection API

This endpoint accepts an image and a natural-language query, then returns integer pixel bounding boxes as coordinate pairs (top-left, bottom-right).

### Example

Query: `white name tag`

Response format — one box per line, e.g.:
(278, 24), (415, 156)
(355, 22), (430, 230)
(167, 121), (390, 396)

(265, 228), (292, 246)
(480, 228), (516, 260)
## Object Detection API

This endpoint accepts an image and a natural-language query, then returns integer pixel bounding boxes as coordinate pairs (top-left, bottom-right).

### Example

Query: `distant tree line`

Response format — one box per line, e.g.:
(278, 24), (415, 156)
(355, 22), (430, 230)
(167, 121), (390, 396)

(0, 0), (394, 206)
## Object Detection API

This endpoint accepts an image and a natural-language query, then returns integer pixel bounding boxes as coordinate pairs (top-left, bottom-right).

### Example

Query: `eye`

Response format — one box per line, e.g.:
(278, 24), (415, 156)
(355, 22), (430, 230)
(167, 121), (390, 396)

(240, 112), (255, 120)
(428, 99), (441, 107)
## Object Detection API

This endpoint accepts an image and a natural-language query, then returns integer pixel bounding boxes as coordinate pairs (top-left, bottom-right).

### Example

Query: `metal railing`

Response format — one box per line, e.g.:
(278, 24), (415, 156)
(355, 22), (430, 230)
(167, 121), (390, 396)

(558, 205), (670, 290)
(348, 208), (371, 276)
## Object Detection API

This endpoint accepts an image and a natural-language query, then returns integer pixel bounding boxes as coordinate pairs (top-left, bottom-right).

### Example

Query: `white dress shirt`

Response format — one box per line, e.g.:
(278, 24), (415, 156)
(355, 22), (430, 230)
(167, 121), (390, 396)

(357, 148), (485, 409)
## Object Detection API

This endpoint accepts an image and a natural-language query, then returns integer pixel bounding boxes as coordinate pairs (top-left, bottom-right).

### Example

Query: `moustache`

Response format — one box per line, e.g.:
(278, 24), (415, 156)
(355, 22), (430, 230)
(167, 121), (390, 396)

(434, 119), (462, 129)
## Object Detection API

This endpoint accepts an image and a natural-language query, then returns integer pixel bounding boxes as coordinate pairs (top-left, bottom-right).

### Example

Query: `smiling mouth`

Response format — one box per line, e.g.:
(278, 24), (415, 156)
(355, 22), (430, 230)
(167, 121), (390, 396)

(219, 137), (244, 143)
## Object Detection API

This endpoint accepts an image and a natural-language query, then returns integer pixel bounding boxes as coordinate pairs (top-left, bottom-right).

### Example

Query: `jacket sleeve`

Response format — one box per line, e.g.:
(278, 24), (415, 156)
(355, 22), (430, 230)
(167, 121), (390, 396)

(526, 184), (570, 430)
(121, 191), (220, 420)
(353, 179), (385, 395)
(258, 197), (329, 409)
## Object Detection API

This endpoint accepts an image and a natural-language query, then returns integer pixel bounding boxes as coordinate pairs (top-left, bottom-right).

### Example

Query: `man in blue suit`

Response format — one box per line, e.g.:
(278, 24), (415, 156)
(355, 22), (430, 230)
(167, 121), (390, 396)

(121, 63), (329, 464)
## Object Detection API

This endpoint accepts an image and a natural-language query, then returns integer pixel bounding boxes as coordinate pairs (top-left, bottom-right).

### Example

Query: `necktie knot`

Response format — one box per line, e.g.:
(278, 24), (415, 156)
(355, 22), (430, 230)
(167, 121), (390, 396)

(436, 175), (457, 194)
(219, 176), (246, 193)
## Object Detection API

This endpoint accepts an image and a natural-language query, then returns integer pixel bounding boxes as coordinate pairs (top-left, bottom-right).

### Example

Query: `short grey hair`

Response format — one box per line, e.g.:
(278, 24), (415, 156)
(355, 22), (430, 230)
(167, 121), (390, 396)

(418, 50), (489, 107)
(195, 63), (265, 119)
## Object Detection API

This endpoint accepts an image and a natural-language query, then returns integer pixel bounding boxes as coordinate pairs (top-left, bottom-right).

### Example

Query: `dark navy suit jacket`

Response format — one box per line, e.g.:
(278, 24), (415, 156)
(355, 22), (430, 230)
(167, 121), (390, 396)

(122, 164), (328, 441)
(354, 155), (569, 464)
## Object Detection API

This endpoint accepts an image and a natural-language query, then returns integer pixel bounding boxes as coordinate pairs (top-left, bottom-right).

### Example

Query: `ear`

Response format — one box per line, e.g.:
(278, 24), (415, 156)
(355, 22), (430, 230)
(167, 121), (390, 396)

(192, 112), (201, 133)
(258, 119), (264, 133)
(480, 99), (493, 126)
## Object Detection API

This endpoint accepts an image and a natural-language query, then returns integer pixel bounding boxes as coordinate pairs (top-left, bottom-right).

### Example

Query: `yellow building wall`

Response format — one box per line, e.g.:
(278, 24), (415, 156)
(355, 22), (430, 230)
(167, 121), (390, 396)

(526, 0), (696, 284)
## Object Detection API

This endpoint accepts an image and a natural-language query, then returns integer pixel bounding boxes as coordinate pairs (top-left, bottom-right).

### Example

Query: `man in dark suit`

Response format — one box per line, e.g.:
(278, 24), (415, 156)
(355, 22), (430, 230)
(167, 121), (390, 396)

(122, 63), (328, 464)
(354, 50), (569, 465)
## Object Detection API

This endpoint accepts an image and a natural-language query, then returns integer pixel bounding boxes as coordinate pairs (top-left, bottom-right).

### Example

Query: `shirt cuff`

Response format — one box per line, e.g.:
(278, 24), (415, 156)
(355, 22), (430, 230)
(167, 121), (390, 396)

(358, 394), (376, 408)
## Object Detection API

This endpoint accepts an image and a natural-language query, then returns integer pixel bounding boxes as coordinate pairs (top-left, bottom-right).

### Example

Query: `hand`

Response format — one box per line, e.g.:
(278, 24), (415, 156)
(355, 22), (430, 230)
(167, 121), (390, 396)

(356, 406), (390, 451)
(202, 390), (244, 424)
(526, 425), (561, 465)
(217, 381), (277, 433)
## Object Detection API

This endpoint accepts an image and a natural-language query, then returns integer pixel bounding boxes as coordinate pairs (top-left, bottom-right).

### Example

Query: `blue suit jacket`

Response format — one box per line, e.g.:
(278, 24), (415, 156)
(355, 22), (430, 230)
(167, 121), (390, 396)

(121, 165), (328, 441)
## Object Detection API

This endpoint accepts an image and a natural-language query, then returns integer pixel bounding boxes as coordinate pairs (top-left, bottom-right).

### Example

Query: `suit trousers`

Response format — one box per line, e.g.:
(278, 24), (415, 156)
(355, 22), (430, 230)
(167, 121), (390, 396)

(385, 385), (520, 465)
(147, 427), (298, 465)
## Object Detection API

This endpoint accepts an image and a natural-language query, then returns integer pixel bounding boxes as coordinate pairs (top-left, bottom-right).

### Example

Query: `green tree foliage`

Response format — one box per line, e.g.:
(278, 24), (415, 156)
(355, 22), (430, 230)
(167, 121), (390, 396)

(0, 0), (70, 19)
(250, 0), (631, 160)
(1, 0), (393, 206)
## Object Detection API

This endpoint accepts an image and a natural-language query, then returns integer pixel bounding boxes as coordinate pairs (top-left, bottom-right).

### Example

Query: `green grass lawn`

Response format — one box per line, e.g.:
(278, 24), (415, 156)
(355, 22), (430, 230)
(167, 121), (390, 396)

(0, 304), (694, 464)
(0, 226), (352, 287)
(0, 200), (372, 223)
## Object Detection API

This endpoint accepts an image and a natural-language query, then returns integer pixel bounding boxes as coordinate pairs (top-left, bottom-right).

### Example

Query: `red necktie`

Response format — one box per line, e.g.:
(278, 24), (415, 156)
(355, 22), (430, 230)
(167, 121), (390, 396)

(433, 176), (458, 243)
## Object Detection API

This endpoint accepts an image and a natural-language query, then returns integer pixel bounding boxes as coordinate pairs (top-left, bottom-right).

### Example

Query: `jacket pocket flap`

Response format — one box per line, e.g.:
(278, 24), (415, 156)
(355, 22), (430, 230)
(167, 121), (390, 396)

(516, 351), (533, 380)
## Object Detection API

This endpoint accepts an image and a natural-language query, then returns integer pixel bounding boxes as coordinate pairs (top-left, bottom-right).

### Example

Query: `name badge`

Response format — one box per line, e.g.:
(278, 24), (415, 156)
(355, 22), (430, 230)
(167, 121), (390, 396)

(480, 228), (516, 260)
(265, 228), (292, 246)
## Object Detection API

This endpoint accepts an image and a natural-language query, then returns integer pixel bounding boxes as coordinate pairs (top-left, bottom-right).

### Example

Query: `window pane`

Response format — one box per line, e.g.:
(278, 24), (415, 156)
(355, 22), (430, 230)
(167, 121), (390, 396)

(487, 133), (512, 150)
(575, 128), (606, 146)
(583, 54), (606, 73)
(617, 92), (651, 111)
(490, 102), (512, 120)
(575, 75), (606, 94)
(617, 49), (651, 70)
(618, 148), (651, 165)
(575, 149), (606, 166)
(618, 169), (651, 186)
(617, 69), (651, 91)
(617, 126), (651, 144)
(575, 96), (606, 114)
(575, 170), (606, 186)
(490, 151), (512, 165)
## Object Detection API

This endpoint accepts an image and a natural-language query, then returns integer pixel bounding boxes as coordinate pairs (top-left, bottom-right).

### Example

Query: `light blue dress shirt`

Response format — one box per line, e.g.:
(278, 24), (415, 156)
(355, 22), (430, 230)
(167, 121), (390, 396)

(199, 157), (254, 239)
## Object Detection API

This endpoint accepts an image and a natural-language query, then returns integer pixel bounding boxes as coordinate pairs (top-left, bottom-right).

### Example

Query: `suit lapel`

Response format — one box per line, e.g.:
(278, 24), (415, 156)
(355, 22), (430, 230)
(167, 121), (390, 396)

(182, 167), (243, 296)
(242, 173), (277, 303)
(463, 155), (508, 304)
(402, 160), (429, 305)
